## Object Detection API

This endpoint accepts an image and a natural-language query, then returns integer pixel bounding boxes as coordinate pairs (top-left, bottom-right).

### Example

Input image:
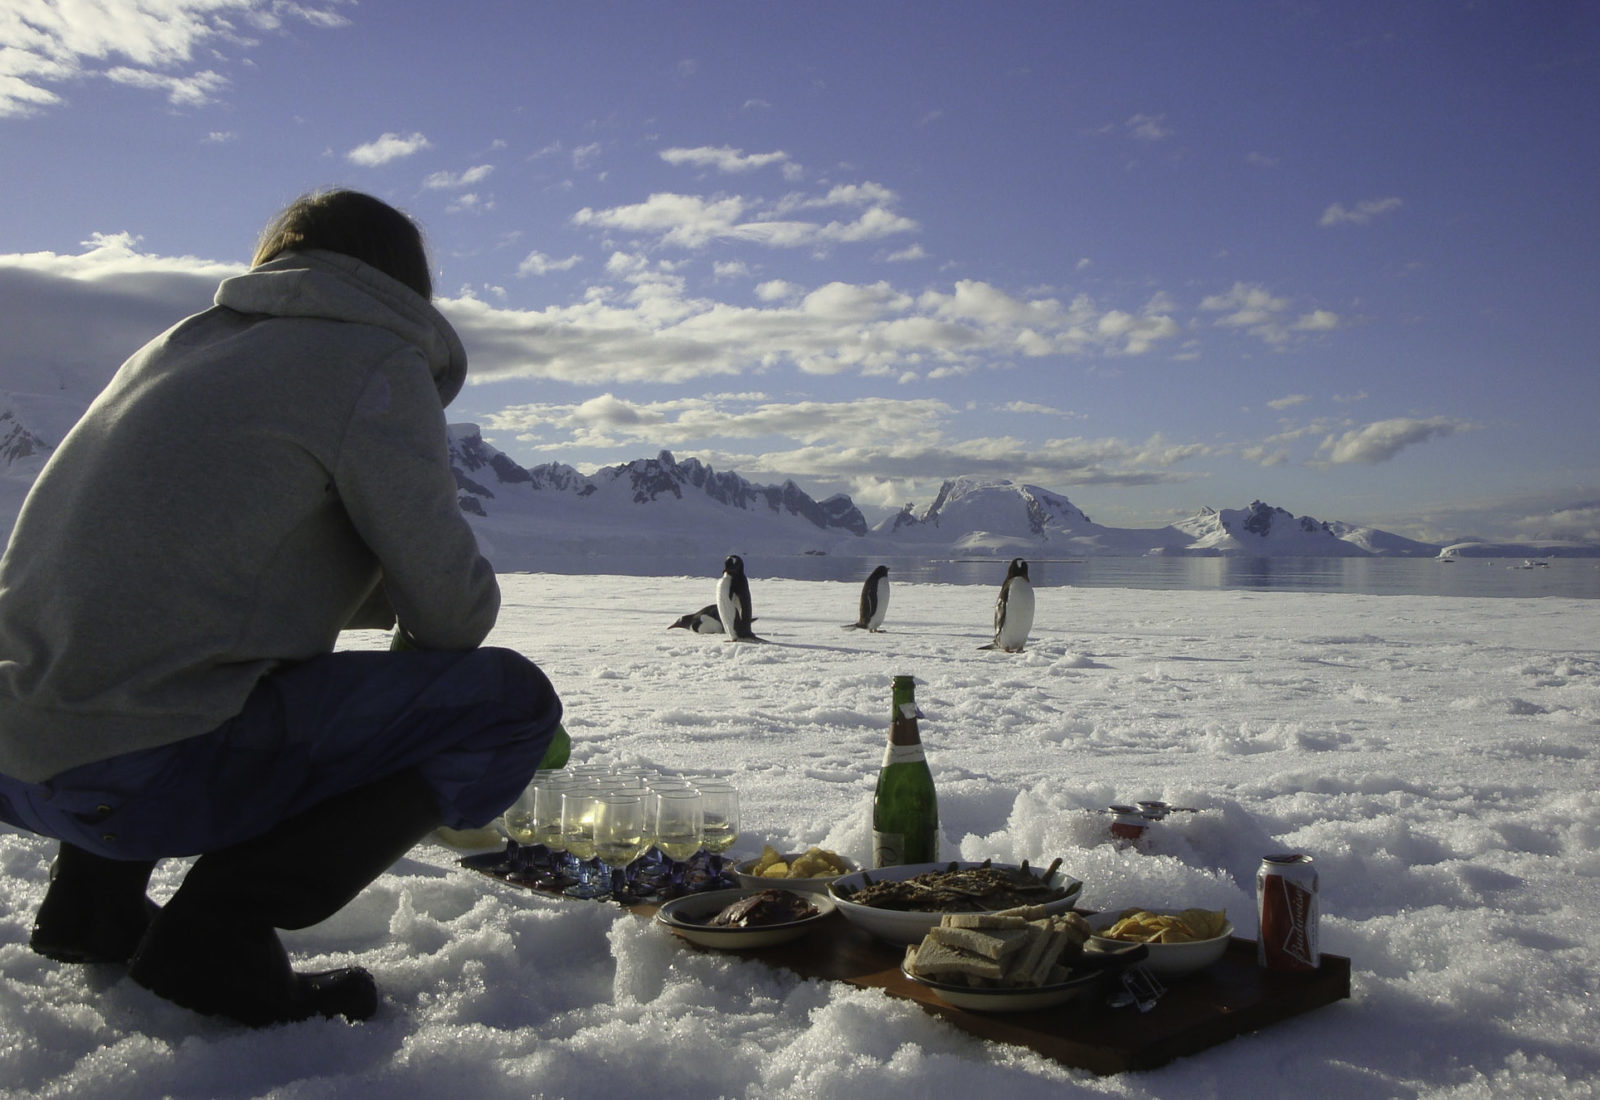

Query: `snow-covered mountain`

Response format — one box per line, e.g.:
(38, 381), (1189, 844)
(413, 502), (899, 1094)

(4, 378), (1589, 562)
(1162, 501), (1439, 558)
(437, 428), (1452, 567)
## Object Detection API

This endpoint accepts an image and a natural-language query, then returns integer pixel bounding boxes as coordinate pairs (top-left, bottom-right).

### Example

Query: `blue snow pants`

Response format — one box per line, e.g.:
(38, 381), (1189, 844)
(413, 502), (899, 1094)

(0, 646), (562, 861)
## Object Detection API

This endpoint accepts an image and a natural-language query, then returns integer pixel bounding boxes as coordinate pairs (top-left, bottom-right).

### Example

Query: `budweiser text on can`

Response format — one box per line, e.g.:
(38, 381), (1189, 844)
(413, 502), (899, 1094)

(1256, 853), (1319, 971)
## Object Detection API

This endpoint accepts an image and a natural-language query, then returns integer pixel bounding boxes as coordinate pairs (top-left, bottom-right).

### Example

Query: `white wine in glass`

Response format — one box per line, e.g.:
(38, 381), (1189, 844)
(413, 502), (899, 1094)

(532, 780), (570, 850)
(593, 794), (648, 869)
(561, 788), (599, 861)
(697, 784), (740, 855)
(651, 789), (703, 861)
(593, 793), (648, 902)
(503, 783), (538, 845)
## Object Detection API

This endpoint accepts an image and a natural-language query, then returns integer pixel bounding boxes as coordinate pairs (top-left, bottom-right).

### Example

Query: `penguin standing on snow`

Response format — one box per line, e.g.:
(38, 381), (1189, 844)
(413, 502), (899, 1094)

(843, 564), (890, 632)
(668, 604), (723, 634)
(981, 558), (1034, 652)
(715, 554), (759, 641)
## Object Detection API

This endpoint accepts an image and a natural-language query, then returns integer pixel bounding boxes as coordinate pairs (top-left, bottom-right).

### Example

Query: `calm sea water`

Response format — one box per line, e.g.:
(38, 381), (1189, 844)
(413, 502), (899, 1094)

(523, 553), (1600, 599)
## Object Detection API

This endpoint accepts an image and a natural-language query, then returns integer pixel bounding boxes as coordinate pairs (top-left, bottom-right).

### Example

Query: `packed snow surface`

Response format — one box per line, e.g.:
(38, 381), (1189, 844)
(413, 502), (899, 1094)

(3, 574), (1598, 1098)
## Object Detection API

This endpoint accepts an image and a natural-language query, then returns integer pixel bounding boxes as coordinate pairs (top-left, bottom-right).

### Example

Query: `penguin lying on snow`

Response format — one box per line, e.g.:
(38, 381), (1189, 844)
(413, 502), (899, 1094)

(980, 557), (1034, 652)
(668, 604), (723, 634)
(842, 564), (890, 631)
(715, 554), (762, 641)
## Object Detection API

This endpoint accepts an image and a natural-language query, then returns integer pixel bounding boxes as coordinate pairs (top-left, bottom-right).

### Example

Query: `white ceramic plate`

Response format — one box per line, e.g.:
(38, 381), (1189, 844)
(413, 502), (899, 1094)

(732, 852), (860, 891)
(827, 862), (1084, 946)
(1086, 908), (1234, 976)
(655, 887), (835, 950)
(899, 962), (1106, 1013)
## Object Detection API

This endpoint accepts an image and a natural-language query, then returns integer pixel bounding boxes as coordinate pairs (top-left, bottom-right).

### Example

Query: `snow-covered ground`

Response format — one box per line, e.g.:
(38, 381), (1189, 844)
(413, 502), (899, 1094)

(3, 574), (1597, 1098)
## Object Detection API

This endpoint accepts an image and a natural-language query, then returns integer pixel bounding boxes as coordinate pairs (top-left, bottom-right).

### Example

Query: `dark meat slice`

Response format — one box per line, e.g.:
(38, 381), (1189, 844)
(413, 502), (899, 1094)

(707, 889), (818, 927)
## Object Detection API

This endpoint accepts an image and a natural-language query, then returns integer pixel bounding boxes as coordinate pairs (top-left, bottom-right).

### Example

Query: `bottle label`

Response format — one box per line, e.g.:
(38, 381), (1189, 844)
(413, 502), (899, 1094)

(872, 830), (905, 867)
(898, 702), (923, 720)
(872, 828), (937, 868)
(881, 744), (925, 767)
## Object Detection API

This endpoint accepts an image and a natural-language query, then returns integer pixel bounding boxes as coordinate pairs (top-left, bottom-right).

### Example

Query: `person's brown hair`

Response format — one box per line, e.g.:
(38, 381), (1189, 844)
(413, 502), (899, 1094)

(252, 189), (433, 299)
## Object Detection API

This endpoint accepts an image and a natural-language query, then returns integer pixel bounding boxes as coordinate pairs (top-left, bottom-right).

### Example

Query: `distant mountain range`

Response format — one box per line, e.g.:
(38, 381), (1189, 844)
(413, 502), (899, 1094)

(443, 426), (1596, 567)
(4, 374), (1596, 563)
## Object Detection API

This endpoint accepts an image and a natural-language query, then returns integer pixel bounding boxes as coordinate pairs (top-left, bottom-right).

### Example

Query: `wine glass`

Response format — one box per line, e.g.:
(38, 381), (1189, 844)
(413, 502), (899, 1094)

(530, 774), (574, 885)
(649, 788), (703, 895)
(592, 793), (649, 903)
(696, 782), (740, 879)
(500, 781), (540, 879)
(560, 786), (607, 899)
(503, 783), (537, 846)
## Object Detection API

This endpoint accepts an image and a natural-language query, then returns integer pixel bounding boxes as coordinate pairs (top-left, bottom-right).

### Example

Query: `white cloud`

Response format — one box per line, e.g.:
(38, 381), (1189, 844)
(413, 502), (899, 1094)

(517, 251), (582, 277)
(572, 185), (918, 252)
(1200, 282), (1339, 346)
(660, 146), (792, 173)
(424, 165), (494, 190)
(1267, 394), (1310, 410)
(885, 244), (928, 262)
(1294, 309), (1340, 332)
(346, 131), (432, 167)
(1319, 416), (1475, 464)
(0, 0), (348, 117)
(1320, 197), (1403, 227)
(754, 279), (800, 301)
(1516, 502), (1600, 542)
(480, 392), (1208, 495)
(445, 193), (493, 215)
(1127, 113), (1172, 140)
(104, 65), (228, 107)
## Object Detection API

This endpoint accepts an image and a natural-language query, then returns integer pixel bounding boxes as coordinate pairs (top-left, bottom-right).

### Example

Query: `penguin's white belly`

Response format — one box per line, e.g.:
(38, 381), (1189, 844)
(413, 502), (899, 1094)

(994, 580), (1034, 651)
(867, 581), (889, 629)
(715, 575), (741, 640)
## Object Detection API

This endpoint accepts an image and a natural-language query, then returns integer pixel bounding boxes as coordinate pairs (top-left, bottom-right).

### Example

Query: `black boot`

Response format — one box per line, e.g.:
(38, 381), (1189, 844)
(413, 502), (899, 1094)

(128, 767), (443, 1027)
(30, 843), (159, 964)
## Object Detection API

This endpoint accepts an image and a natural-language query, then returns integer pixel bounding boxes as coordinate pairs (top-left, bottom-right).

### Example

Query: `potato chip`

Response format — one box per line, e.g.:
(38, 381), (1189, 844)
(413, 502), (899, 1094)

(1100, 906), (1227, 943)
(1179, 907), (1228, 939)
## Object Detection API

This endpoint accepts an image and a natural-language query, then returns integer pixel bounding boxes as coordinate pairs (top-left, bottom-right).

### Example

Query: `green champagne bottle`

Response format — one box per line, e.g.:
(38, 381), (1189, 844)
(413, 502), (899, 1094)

(539, 723), (571, 770)
(871, 675), (938, 867)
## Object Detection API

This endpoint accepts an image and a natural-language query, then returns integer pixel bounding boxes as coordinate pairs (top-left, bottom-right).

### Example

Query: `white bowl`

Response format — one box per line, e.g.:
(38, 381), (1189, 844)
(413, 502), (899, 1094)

(655, 887), (835, 950)
(732, 852), (860, 891)
(1085, 908), (1234, 977)
(827, 861), (1084, 946)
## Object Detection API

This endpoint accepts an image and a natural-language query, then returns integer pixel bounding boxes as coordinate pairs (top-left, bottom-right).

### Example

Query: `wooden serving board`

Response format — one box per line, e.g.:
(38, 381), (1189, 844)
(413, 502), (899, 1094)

(742, 913), (1351, 1075)
(462, 861), (1351, 1075)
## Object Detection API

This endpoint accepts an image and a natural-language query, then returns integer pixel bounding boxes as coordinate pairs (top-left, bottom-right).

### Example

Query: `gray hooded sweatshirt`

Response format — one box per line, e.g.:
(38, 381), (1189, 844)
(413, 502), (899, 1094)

(0, 250), (499, 783)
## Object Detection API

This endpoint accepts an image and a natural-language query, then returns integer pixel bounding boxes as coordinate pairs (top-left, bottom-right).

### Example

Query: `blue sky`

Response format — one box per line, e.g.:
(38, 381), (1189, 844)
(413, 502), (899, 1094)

(3, 1), (1597, 542)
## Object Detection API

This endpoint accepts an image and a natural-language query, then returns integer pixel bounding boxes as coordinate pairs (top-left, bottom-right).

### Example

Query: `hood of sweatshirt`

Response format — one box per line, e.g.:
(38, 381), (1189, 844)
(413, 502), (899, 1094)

(212, 249), (469, 406)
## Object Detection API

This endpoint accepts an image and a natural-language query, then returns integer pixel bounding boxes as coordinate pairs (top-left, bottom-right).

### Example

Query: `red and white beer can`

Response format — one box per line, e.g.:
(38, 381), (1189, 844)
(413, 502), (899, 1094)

(1256, 853), (1320, 971)
(1108, 804), (1147, 841)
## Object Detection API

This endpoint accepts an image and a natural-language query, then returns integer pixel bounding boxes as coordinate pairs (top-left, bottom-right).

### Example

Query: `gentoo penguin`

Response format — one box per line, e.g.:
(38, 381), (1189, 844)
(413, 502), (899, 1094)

(980, 557), (1034, 652)
(715, 554), (759, 641)
(843, 565), (890, 631)
(668, 604), (723, 634)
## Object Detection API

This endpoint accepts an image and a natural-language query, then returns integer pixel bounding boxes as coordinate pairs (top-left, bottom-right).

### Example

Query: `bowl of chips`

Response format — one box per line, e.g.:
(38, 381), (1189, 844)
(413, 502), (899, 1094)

(733, 845), (858, 890)
(1086, 907), (1233, 977)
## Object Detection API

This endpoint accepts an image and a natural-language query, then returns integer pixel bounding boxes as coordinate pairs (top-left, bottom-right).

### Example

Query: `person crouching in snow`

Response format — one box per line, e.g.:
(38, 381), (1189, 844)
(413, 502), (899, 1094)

(0, 190), (565, 1027)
